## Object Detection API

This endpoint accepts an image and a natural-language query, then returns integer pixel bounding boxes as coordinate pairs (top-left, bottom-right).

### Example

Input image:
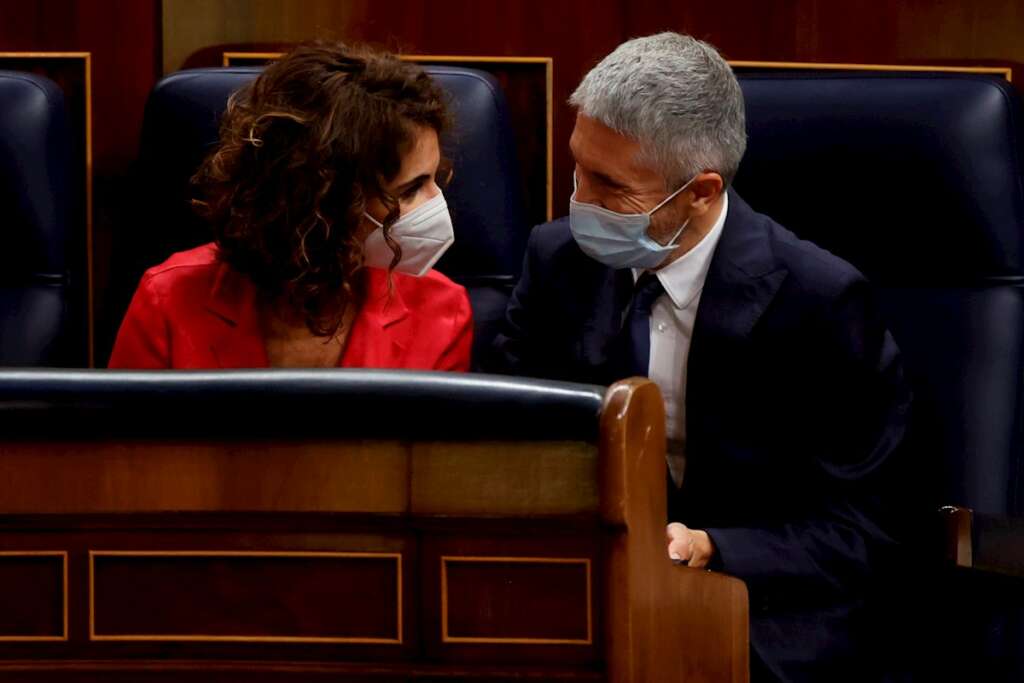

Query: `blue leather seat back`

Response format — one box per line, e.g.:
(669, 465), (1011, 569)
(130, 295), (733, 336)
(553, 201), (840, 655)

(735, 72), (1024, 515)
(130, 66), (528, 365)
(0, 71), (74, 366)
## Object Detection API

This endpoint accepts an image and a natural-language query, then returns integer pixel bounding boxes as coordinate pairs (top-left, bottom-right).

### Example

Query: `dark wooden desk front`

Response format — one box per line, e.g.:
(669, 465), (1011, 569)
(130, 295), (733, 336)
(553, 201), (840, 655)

(0, 379), (748, 682)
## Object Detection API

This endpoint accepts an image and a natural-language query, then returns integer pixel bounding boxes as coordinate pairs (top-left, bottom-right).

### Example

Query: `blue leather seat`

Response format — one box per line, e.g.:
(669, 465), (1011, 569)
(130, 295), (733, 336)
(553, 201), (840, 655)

(734, 70), (1024, 681)
(119, 66), (528, 367)
(0, 71), (76, 366)
(736, 71), (1024, 518)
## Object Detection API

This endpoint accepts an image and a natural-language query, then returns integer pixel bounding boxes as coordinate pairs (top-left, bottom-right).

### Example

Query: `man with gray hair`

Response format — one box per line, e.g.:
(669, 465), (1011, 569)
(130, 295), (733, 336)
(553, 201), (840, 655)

(489, 33), (909, 682)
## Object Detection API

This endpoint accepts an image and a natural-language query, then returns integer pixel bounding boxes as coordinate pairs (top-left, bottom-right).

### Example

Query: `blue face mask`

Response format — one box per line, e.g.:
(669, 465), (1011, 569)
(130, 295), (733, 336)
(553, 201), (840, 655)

(569, 174), (697, 269)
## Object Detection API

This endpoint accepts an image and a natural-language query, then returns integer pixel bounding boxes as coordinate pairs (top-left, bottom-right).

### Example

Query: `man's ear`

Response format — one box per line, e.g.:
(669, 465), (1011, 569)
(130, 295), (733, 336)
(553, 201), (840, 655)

(687, 172), (725, 217)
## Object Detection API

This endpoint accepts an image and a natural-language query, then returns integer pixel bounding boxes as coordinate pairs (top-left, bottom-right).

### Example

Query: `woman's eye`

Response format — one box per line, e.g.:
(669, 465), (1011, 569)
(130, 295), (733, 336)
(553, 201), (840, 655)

(401, 185), (421, 200)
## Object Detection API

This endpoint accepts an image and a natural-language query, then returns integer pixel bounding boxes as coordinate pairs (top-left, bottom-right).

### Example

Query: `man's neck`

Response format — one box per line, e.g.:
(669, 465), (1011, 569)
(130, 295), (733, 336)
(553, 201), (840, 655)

(656, 192), (726, 270)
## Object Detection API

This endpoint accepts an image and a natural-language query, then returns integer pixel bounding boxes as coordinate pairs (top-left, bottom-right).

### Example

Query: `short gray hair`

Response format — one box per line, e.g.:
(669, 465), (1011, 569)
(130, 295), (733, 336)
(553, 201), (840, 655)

(570, 32), (747, 187)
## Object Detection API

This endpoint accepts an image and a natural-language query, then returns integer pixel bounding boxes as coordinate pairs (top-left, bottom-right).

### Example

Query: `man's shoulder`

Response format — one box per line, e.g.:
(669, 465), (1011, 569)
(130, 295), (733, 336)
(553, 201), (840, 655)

(529, 216), (572, 249)
(730, 196), (864, 301)
(771, 222), (862, 292)
(527, 216), (597, 271)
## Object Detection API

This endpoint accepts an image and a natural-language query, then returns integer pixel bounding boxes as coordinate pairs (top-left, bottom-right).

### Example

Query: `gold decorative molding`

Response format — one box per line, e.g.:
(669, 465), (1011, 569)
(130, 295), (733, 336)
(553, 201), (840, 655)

(0, 52), (93, 365)
(222, 51), (554, 221)
(221, 51), (282, 65)
(730, 59), (1012, 82)
(0, 551), (68, 642)
(89, 550), (402, 644)
(440, 555), (592, 645)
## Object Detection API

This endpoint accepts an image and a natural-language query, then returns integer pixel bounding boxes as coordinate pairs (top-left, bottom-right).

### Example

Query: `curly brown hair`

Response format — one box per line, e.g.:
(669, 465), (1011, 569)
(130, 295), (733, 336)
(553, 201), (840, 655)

(191, 42), (449, 336)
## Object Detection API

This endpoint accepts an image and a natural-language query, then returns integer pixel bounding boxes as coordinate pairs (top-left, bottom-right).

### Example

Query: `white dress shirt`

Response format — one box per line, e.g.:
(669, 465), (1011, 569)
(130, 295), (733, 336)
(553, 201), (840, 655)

(635, 193), (729, 457)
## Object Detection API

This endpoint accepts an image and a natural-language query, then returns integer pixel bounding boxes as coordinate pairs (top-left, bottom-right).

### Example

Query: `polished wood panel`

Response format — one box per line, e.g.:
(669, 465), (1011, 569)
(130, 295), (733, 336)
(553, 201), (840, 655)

(418, 532), (602, 667)
(90, 551), (401, 643)
(0, 552), (66, 641)
(0, 441), (410, 514)
(409, 441), (598, 516)
(0, 439), (599, 515)
(442, 557), (591, 644)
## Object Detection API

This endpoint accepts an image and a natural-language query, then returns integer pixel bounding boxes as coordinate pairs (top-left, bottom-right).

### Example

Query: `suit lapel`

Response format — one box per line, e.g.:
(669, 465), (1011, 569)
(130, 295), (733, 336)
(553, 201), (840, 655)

(692, 190), (788, 348)
(577, 263), (633, 384)
(687, 191), (788, 437)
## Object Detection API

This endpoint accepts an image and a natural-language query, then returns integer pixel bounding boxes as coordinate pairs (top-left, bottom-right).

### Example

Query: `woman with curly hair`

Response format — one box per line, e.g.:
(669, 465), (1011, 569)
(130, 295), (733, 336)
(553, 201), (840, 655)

(109, 42), (472, 369)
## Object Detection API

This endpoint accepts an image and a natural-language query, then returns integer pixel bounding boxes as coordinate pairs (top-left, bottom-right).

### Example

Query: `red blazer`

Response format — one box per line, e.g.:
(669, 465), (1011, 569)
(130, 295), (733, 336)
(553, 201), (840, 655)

(108, 244), (473, 370)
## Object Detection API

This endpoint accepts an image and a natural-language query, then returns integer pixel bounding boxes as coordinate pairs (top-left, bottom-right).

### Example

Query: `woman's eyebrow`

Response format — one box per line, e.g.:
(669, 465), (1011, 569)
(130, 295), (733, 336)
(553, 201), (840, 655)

(396, 173), (430, 193)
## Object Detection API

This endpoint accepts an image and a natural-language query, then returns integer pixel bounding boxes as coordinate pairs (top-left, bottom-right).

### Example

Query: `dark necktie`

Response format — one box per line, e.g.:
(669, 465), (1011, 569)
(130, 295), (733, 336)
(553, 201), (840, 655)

(619, 272), (666, 377)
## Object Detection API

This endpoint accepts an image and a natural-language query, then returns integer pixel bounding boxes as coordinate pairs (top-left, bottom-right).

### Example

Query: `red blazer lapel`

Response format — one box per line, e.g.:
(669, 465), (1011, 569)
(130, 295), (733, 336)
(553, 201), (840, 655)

(343, 268), (412, 368)
(203, 262), (270, 368)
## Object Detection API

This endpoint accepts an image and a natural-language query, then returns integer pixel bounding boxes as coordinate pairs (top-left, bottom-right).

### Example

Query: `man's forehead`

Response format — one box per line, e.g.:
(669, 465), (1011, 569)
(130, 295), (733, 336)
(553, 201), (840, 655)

(572, 113), (655, 180)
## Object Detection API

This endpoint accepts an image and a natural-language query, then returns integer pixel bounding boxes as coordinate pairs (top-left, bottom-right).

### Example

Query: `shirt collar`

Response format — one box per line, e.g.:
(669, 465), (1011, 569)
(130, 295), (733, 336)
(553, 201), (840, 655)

(634, 191), (729, 309)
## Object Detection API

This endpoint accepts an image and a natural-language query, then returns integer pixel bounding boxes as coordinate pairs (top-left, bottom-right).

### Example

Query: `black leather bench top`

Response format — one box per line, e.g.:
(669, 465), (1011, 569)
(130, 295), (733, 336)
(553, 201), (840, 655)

(0, 369), (606, 441)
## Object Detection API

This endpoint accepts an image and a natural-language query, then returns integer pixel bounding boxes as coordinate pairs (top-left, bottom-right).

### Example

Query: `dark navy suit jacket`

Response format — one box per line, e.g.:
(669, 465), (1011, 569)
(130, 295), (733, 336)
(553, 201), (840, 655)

(488, 190), (911, 682)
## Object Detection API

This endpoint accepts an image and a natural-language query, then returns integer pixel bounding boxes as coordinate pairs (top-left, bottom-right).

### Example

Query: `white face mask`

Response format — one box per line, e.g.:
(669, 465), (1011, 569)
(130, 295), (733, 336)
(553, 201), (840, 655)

(363, 192), (455, 277)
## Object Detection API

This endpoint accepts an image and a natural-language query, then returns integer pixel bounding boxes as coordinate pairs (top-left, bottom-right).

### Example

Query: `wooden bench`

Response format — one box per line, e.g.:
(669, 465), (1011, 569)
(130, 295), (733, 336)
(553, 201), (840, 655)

(0, 369), (748, 681)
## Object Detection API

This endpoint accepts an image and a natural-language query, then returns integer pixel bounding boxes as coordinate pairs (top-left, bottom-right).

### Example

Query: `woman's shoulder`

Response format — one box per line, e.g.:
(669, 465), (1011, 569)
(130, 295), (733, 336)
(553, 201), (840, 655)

(136, 243), (224, 300)
(143, 243), (220, 277)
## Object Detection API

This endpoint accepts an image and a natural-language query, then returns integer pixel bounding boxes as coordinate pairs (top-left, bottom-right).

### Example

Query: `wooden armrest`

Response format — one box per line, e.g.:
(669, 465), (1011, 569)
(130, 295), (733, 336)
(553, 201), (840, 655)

(668, 567), (750, 683)
(941, 505), (1024, 578)
(601, 379), (749, 683)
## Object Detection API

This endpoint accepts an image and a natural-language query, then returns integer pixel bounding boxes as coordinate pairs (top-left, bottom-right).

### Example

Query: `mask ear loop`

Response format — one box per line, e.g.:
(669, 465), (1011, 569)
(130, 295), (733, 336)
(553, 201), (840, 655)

(647, 174), (699, 216)
(662, 218), (692, 249)
(649, 174), (700, 248)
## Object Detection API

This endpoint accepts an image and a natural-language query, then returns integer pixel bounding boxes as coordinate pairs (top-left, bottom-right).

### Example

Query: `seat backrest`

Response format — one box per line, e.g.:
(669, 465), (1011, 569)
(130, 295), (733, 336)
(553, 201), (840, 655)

(124, 66), (529, 365)
(734, 71), (1024, 516)
(0, 71), (76, 366)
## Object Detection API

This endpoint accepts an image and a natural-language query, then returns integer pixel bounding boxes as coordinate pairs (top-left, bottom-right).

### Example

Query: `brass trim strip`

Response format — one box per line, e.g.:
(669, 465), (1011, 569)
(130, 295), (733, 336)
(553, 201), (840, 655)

(0, 52), (94, 366)
(222, 51), (554, 220)
(221, 51), (281, 65)
(440, 555), (592, 645)
(730, 59), (1013, 82)
(0, 550), (68, 641)
(89, 550), (402, 644)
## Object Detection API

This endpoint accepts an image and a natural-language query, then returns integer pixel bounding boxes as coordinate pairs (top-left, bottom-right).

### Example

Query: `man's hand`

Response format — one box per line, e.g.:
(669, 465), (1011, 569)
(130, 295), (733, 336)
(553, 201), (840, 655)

(666, 522), (715, 568)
